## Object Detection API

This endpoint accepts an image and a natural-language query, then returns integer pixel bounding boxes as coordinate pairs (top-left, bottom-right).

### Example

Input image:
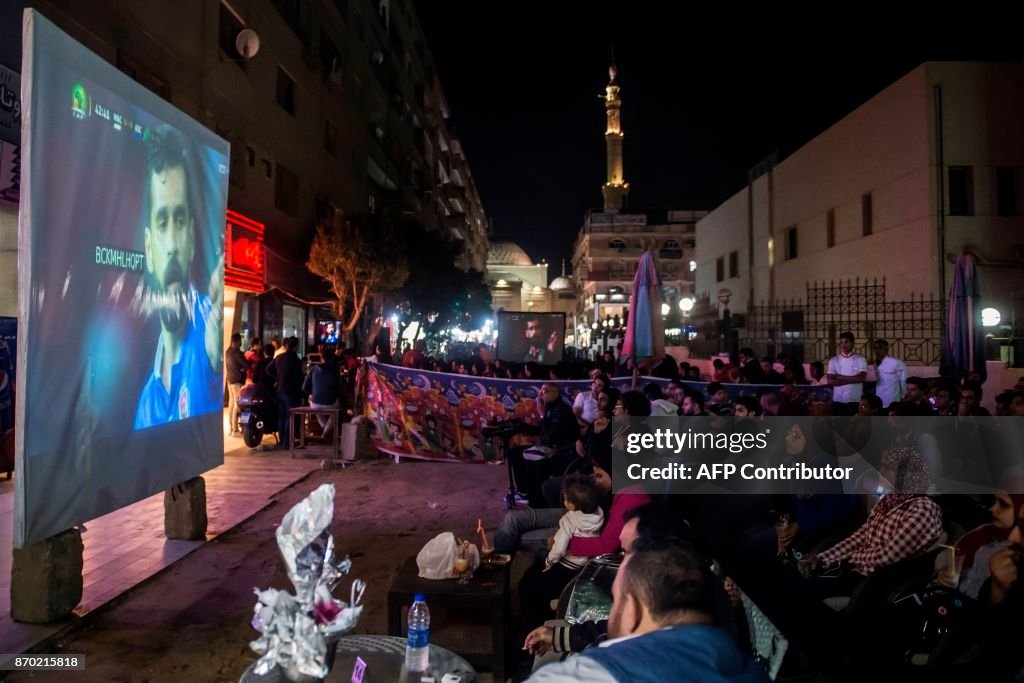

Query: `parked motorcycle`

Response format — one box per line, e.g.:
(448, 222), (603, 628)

(237, 383), (279, 448)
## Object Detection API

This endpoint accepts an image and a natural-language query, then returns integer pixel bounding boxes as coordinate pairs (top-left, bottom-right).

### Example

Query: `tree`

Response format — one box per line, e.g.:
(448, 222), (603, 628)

(306, 211), (409, 335)
(391, 229), (492, 351)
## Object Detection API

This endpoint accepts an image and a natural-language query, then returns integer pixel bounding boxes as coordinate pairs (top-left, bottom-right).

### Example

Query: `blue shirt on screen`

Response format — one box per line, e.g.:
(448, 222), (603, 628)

(134, 289), (221, 430)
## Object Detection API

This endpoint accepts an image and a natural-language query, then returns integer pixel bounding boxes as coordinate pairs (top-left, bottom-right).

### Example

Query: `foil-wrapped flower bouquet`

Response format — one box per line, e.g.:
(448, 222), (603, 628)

(250, 484), (366, 681)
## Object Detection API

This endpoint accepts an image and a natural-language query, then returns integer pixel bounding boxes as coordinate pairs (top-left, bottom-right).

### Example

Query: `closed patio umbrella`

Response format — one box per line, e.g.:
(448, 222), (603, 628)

(940, 254), (986, 383)
(619, 248), (665, 387)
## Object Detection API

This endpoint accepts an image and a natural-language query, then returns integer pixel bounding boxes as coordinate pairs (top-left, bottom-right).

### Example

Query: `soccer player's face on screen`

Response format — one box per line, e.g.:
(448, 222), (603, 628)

(145, 164), (194, 332)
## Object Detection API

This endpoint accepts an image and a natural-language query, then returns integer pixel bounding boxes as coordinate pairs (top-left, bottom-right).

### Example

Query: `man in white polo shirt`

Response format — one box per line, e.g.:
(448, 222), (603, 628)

(573, 373), (608, 430)
(872, 338), (906, 409)
(827, 331), (867, 414)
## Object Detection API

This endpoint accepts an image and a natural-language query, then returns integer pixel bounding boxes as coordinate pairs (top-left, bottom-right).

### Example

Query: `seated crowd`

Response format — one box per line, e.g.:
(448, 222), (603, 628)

(481, 361), (1024, 681)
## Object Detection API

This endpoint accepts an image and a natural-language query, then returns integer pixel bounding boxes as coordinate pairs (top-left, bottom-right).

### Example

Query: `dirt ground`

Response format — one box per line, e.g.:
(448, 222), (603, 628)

(7, 452), (515, 683)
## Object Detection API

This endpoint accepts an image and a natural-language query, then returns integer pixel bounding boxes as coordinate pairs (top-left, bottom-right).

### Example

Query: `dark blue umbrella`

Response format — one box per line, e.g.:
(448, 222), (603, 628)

(941, 254), (986, 383)
(620, 249), (665, 389)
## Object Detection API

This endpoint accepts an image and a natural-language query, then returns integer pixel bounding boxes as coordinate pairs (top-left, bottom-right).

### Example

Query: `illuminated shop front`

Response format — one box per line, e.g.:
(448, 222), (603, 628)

(223, 209), (266, 352)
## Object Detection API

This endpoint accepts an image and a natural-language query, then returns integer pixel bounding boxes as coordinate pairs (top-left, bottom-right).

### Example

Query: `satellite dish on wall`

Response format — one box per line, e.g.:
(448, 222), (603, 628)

(236, 29), (261, 60)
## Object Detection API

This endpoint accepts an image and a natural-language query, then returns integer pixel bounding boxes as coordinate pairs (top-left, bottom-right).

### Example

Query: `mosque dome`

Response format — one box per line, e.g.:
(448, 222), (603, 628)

(487, 241), (534, 267)
(549, 276), (573, 291)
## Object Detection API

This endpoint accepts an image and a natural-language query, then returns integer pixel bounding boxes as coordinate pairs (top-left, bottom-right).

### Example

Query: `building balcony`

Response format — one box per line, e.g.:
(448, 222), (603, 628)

(583, 223), (696, 236)
(443, 183), (466, 205)
(445, 214), (467, 234)
(583, 270), (632, 283)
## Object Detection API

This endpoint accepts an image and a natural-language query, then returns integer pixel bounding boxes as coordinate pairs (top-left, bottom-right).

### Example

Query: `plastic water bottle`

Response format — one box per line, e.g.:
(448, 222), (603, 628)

(405, 593), (430, 672)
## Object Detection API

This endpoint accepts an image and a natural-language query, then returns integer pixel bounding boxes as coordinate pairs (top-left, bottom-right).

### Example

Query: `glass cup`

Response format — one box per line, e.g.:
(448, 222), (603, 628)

(454, 546), (471, 584)
(479, 532), (494, 563)
(480, 543), (494, 563)
(947, 551), (965, 586)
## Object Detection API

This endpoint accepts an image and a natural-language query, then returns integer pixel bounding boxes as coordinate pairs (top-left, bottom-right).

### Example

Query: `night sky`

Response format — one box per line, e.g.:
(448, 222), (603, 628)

(416, 3), (1022, 273)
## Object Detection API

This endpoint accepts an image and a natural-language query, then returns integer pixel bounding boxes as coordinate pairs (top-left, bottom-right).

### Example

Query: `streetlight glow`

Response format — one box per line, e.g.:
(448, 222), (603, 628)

(982, 308), (1002, 327)
(679, 297), (695, 313)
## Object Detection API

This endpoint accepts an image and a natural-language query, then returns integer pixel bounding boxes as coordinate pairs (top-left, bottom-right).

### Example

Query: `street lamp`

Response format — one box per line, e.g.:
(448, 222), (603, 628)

(982, 308), (1002, 327)
(679, 297), (695, 313)
(661, 303), (670, 316)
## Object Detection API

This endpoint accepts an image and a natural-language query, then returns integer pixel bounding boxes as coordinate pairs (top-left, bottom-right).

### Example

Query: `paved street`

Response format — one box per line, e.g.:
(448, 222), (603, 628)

(3, 439), (511, 682)
(0, 438), (321, 659)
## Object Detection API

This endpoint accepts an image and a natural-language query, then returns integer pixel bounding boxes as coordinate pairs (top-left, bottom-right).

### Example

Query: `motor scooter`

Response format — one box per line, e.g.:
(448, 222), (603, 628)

(238, 383), (279, 448)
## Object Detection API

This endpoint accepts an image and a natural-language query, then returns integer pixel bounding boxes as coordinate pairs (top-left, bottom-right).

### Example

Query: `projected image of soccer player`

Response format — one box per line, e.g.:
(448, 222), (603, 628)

(134, 125), (224, 429)
(523, 316), (559, 363)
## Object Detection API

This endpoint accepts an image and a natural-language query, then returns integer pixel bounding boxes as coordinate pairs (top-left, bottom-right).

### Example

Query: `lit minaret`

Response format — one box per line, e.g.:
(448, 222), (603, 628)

(601, 58), (628, 211)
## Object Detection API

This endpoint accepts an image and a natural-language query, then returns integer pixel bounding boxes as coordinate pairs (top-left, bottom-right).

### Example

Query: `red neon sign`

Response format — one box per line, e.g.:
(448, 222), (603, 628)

(225, 209), (266, 291)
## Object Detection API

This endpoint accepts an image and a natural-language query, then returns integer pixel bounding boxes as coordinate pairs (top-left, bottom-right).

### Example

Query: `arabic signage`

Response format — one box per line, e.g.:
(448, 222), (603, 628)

(0, 65), (20, 145)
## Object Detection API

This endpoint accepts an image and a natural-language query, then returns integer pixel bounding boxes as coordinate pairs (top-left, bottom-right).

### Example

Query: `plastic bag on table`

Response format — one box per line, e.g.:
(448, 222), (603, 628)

(416, 532), (458, 579)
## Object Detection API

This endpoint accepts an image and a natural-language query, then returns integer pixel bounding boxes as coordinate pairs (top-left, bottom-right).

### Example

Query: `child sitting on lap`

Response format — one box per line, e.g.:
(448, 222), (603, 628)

(545, 474), (605, 571)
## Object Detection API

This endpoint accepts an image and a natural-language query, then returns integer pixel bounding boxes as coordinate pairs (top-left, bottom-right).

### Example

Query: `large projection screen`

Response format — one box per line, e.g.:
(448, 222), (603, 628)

(15, 12), (228, 547)
(496, 311), (566, 364)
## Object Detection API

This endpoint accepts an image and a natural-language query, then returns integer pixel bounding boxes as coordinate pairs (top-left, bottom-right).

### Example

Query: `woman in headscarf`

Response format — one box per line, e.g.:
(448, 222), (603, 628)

(801, 446), (942, 579)
(758, 447), (943, 651)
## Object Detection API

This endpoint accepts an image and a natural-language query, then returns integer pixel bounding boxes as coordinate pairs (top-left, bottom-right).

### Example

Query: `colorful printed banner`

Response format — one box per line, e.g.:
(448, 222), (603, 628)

(362, 363), (833, 462)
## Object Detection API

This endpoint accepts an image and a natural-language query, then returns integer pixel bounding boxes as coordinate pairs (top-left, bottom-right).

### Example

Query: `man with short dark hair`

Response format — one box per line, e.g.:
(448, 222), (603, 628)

(959, 381), (991, 417)
(872, 339), (906, 409)
(134, 125), (224, 429)
(1011, 391), (1024, 417)
(934, 381), (960, 417)
(266, 337), (302, 449)
(904, 376), (930, 409)
(225, 333), (248, 436)
(574, 374), (608, 427)
(827, 331), (867, 414)
(995, 391), (1014, 417)
(737, 347), (767, 384)
(510, 383), (579, 506)
(524, 317), (559, 363)
(707, 382), (732, 415)
(526, 538), (768, 682)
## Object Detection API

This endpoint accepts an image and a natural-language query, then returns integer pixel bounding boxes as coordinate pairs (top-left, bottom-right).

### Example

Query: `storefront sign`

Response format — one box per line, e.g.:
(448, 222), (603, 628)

(225, 209), (265, 291)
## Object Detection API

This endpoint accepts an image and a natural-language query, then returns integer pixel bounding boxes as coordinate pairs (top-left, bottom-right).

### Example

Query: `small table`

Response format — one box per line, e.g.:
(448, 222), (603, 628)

(387, 556), (510, 683)
(240, 634), (477, 682)
(289, 406), (341, 463)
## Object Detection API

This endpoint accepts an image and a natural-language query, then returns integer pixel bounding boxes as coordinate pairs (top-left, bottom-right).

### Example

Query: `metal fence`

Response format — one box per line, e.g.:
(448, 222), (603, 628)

(689, 278), (944, 365)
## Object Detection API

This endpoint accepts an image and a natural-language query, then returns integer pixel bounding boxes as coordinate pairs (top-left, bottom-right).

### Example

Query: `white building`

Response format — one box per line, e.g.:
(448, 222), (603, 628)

(695, 61), (1024, 364)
